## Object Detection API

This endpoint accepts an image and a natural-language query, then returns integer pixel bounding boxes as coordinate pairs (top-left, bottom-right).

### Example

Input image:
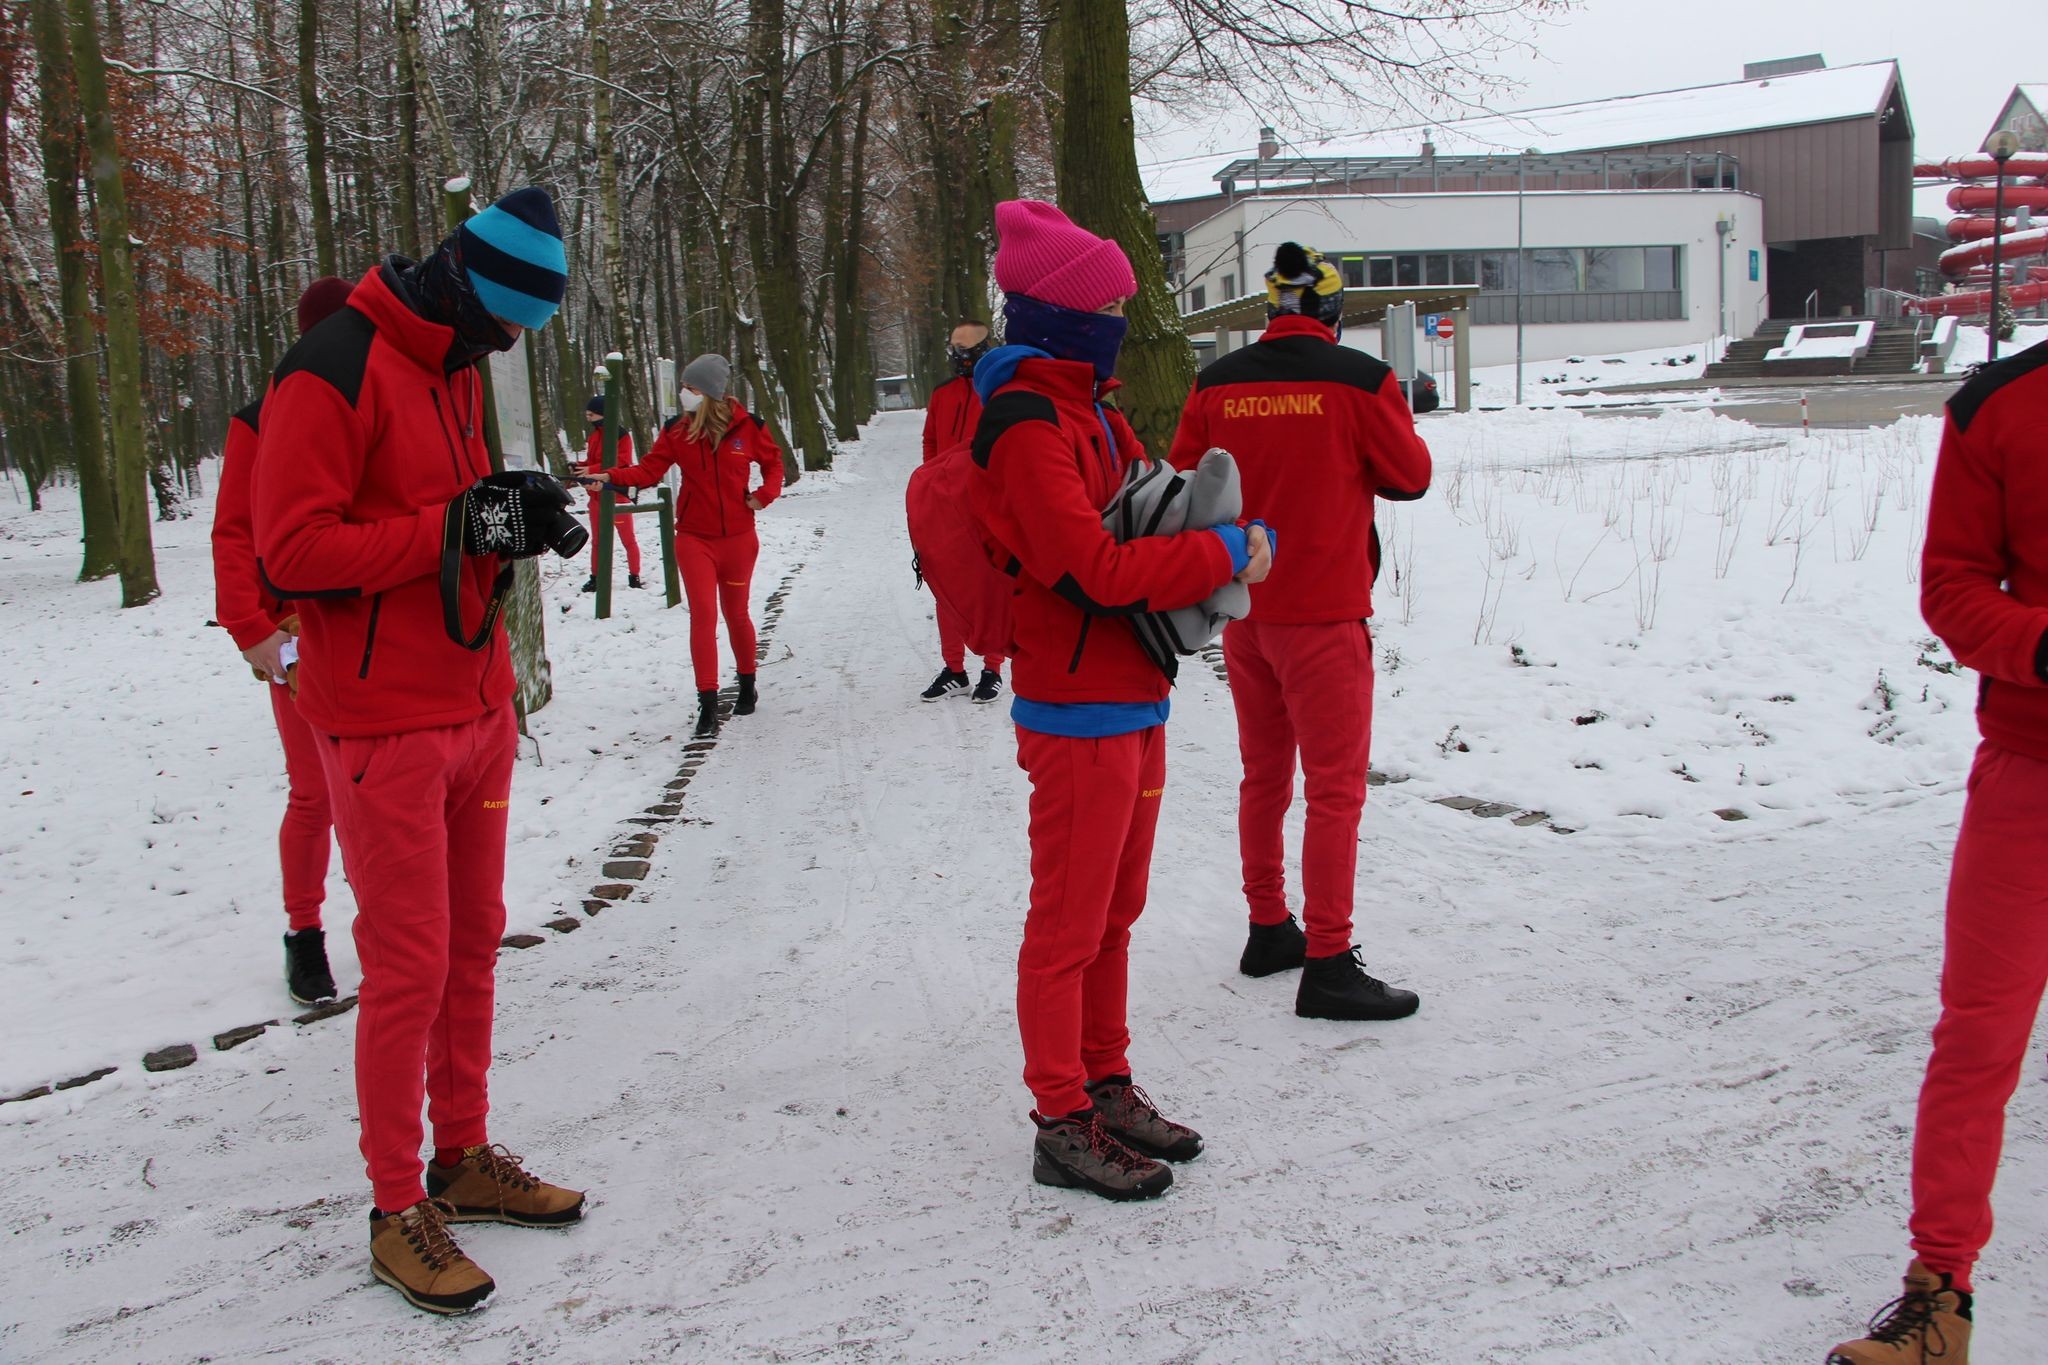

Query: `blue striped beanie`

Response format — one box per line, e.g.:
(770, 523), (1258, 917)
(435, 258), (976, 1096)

(458, 188), (567, 330)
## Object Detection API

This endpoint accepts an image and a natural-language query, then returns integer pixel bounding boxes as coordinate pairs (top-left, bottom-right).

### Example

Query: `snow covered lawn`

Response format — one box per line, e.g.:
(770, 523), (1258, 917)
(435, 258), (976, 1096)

(1, 407), (2043, 1361)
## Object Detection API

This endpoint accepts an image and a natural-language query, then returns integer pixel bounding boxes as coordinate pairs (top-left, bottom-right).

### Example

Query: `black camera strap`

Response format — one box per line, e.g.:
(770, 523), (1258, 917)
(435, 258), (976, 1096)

(441, 492), (516, 652)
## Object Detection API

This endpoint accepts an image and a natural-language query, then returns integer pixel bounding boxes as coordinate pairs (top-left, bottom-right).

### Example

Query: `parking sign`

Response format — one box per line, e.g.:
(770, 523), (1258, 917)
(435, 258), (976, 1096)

(1423, 313), (1442, 338)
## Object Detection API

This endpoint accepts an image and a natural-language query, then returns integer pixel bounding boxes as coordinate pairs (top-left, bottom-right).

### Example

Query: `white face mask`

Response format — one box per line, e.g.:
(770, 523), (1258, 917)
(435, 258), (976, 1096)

(679, 389), (705, 413)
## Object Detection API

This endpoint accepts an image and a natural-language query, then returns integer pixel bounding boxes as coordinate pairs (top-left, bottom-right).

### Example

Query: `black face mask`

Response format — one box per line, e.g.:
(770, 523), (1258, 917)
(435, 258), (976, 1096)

(404, 242), (519, 372)
(947, 337), (991, 378)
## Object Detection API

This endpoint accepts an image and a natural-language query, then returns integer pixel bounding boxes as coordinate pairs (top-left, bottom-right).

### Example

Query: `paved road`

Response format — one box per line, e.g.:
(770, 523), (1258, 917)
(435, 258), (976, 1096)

(1569, 379), (1963, 429)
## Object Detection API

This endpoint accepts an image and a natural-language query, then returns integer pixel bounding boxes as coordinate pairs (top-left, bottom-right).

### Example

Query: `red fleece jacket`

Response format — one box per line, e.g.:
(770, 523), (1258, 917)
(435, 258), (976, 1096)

(252, 263), (512, 739)
(1167, 314), (1432, 624)
(604, 401), (783, 539)
(971, 356), (1235, 705)
(923, 375), (983, 464)
(1922, 341), (2048, 761)
(212, 404), (290, 651)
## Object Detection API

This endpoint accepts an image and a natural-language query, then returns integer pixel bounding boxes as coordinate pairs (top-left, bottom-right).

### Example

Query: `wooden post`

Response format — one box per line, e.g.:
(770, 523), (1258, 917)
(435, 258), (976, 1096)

(657, 486), (682, 608)
(1453, 302), (1473, 413)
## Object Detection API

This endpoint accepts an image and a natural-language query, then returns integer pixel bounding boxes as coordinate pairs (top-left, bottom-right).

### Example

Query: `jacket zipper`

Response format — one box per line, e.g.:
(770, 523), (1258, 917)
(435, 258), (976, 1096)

(429, 390), (464, 484)
(358, 592), (383, 679)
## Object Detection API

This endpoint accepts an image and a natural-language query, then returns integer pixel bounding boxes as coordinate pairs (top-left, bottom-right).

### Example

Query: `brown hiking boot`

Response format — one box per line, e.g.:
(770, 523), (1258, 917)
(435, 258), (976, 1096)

(1031, 1109), (1174, 1201)
(426, 1144), (585, 1227)
(1085, 1075), (1204, 1161)
(369, 1198), (494, 1315)
(1827, 1260), (1973, 1364)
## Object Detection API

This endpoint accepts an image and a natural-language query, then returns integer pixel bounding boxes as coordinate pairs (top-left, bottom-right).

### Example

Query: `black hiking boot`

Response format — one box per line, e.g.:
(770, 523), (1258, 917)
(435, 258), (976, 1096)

(1239, 916), (1308, 978)
(1031, 1108), (1173, 1202)
(1085, 1075), (1203, 1161)
(580, 576), (597, 593)
(921, 668), (970, 702)
(285, 928), (337, 1006)
(971, 669), (1004, 704)
(693, 689), (721, 740)
(1296, 947), (1419, 1021)
(627, 574), (644, 590)
(734, 674), (757, 716)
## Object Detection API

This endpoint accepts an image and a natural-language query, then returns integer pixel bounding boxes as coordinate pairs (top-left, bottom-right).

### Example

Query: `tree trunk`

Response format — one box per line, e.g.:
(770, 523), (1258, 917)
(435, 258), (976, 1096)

(66, 0), (158, 604)
(1055, 0), (1192, 457)
(297, 0), (337, 276)
(588, 0), (645, 452)
(391, 0), (422, 256)
(28, 0), (117, 579)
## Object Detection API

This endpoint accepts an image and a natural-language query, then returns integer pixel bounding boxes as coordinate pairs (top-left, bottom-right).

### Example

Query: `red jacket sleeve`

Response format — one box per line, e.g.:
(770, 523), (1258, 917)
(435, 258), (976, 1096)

(751, 418), (785, 507)
(986, 414), (1233, 615)
(254, 372), (447, 598)
(606, 426), (673, 488)
(1165, 386), (1211, 472)
(1921, 410), (2048, 686)
(212, 412), (285, 650)
(1361, 374), (1433, 499)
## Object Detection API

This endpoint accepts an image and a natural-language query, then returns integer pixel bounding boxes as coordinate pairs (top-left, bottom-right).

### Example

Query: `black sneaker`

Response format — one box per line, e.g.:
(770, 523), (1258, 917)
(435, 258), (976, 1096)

(1239, 916), (1308, 977)
(1031, 1109), (1173, 1201)
(693, 689), (720, 739)
(628, 574), (644, 590)
(1296, 947), (1419, 1021)
(284, 928), (337, 1006)
(734, 674), (757, 716)
(580, 576), (597, 593)
(1085, 1076), (1203, 1161)
(920, 669), (970, 702)
(971, 669), (1004, 704)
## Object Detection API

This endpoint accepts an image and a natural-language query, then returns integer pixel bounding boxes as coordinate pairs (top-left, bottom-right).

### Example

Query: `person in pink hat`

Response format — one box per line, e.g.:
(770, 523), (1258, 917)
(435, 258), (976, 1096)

(969, 199), (1271, 1201)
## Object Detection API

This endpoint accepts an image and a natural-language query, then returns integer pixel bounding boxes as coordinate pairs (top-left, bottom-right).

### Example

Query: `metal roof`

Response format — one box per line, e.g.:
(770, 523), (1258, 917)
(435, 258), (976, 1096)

(1212, 150), (1736, 192)
(1182, 286), (1482, 335)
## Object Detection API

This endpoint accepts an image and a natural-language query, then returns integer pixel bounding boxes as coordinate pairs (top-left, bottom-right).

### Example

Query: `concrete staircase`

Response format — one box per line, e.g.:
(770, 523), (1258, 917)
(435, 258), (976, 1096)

(1703, 318), (1925, 382)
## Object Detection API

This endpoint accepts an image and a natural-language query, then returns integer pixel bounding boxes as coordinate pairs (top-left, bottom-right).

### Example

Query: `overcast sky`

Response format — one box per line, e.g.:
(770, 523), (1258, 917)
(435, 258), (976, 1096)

(1136, 0), (2036, 217)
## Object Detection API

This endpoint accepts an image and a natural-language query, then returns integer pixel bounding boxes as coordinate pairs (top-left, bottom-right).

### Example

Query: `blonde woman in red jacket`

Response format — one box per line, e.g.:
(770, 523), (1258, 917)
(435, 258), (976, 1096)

(582, 354), (783, 738)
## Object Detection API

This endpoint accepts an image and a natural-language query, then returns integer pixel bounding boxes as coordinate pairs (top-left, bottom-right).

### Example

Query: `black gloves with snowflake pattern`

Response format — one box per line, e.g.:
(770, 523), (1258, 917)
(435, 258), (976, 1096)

(460, 471), (584, 559)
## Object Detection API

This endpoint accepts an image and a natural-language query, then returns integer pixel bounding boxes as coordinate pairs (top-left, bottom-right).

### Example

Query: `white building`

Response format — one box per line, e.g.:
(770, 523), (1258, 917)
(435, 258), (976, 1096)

(1177, 187), (1768, 369)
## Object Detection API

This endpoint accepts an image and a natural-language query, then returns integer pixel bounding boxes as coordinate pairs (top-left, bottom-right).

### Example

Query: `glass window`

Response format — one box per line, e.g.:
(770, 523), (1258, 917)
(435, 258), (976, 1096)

(1644, 246), (1679, 291)
(1425, 254), (1450, 286)
(1525, 248), (1583, 294)
(1584, 247), (1646, 292)
(1396, 255), (1421, 287)
(1369, 257), (1395, 287)
(1452, 254), (1478, 286)
(1341, 257), (1366, 288)
(1190, 285), (1207, 312)
(1223, 273), (1237, 299)
(1479, 253), (1515, 293)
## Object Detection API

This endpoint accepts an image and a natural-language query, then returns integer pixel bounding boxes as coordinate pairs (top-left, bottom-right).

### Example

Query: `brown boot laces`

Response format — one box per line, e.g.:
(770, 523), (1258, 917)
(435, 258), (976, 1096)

(1078, 1114), (1155, 1175)
(1863, 1289), (1954, 1356)
(467, 1144), (542, 1212)
(398, 1198), (467, 1272)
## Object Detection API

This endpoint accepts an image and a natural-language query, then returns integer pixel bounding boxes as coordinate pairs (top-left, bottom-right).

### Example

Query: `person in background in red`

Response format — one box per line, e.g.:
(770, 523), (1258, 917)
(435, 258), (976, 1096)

(972, 199), (1270, 1202)
(580, 353), (782, 739)
(579, 394), (644, 592)
(254, 187), (586, 1315)
(1167, 242), (1432, 1024)
(211, 274), (356, 1007)
(919, 318), (1006, 703)
(1827, 339), (2048, 1363)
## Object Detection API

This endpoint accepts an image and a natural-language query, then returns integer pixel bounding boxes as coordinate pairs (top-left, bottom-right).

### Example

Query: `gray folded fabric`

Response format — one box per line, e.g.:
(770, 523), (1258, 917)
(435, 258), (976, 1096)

(1101, 446), (1250, 675)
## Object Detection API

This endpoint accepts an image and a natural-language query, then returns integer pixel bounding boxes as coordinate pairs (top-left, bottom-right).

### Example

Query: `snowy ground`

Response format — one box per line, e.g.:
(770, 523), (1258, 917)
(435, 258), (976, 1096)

(2, 406), (2044, 1362)
(1464, 341), (1713, 406)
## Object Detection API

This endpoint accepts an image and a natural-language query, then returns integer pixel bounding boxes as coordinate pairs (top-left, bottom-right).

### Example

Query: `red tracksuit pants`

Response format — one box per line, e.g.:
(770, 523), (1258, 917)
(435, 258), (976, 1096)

(317, 706), (516, 1214)
(270, 683), (334, 932)
(678, 530), (758, 691)
(936, 597), (1007, 675)
(1223, 618), (1374, 959)
(586, 491), (642, 577)
(1909, 740), (2048, 1291)
(1015, 725), (1166, 1117)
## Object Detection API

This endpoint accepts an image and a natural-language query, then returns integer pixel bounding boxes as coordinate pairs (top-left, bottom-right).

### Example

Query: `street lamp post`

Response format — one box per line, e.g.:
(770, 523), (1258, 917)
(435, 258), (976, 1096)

(1987, 130), (2020, 363)
(1515, 149), (1536, 405)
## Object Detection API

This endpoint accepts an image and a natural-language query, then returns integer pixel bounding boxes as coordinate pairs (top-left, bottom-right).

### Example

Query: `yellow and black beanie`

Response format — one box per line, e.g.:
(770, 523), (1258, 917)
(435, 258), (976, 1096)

(1266, 242), (1344, 327)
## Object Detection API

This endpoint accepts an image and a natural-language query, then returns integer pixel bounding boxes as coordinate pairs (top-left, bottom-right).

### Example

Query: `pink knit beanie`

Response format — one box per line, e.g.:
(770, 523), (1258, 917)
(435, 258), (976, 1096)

(992, 200), (1138, 313)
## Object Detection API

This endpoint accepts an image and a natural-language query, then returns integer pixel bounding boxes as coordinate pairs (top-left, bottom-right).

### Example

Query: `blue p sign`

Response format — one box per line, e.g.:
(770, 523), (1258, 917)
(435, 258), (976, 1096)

(1423, 314), (1442, 337)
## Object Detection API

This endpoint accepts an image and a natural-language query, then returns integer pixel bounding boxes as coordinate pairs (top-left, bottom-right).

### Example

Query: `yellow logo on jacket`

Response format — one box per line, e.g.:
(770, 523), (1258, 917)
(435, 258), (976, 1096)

(483, 799), (509, 810)
(1141, 787), (1165, 799)
(1221, 393), (1324, 420)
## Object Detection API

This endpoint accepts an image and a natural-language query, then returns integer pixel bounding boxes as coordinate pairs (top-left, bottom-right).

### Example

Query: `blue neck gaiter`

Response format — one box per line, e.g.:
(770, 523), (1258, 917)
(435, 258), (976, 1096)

(1003, 294), (1128, 381)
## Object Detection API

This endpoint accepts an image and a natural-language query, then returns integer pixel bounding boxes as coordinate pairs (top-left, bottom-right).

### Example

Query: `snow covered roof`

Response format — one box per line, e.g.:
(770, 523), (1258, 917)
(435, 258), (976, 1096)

(1145, 61), (1901, 203)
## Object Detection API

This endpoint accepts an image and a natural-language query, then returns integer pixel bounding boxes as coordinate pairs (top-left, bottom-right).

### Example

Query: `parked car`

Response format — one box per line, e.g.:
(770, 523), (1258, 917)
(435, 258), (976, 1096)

(1407, 370), (1441, 414)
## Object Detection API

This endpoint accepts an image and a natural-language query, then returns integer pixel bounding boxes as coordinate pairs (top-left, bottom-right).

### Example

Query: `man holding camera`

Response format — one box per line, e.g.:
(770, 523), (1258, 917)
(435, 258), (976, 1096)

(253, 186), (585, 1315)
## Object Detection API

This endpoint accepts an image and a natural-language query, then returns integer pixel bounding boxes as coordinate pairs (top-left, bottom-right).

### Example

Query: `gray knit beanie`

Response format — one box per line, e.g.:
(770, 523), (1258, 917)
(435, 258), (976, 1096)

(680, 353), (732, 402)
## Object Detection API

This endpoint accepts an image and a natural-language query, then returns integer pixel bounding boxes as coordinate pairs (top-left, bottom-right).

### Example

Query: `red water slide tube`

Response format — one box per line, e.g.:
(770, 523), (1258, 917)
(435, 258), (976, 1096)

(1917, 153), (2048, 179)
(1947, 217), (2032, 241)
(1948, 183), (2048, 213)
(1940, 226), (2048, 278)
(1909, 280), (2048, 316)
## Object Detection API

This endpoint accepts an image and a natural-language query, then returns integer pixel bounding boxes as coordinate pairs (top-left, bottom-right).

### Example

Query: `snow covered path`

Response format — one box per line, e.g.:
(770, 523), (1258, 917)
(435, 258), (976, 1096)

(3, 411), (2045, 1361)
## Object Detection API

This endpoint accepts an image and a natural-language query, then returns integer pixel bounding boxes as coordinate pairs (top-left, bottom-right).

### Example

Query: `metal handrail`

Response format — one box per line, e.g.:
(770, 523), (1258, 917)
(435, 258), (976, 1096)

(1803, 289), (1821, 320)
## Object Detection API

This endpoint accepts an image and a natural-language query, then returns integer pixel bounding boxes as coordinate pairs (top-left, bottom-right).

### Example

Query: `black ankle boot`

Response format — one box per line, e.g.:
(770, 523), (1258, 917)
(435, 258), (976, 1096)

(734, 673), (757, 716)
(1239, 916), (1308, 978)
(1295, 947), (1419, 1021)
(284, 928), (338, 1006)
(693, 689), (720, 739)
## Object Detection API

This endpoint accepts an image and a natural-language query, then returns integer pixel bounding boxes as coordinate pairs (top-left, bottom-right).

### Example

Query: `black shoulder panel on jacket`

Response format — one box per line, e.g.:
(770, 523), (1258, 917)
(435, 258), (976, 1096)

(971, 391), (1058, 469)
(233, 399), (263, 433)
(270, 306), (376, 410)
(1195, 336), (1394, 395)
(1949, 340), (2048, 435)
(662, 414), (682, 433)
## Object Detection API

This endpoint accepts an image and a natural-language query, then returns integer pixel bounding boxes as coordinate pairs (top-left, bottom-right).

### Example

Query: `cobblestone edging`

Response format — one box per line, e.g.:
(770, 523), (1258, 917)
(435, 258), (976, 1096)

(1, 540), (821, 1110)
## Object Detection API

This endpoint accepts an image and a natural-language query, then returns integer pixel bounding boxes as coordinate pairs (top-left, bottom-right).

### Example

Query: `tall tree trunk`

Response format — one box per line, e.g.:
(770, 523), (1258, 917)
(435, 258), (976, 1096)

(391, 0), (422, 255)
(588, 0), (644, 451)
(1055, 0), (1192, 457)
(29, 0), (117, 580)
(297, 0), (336, 275)
(66, 0), (158, 604)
